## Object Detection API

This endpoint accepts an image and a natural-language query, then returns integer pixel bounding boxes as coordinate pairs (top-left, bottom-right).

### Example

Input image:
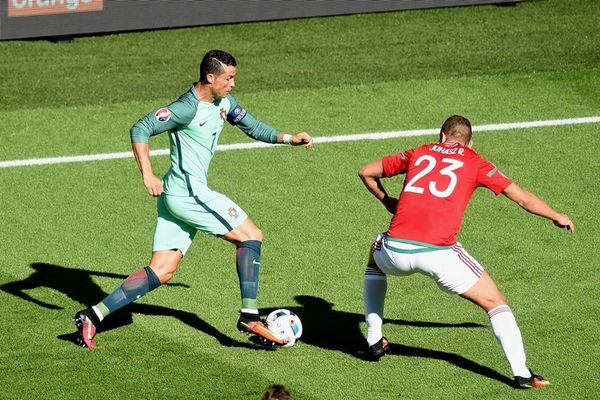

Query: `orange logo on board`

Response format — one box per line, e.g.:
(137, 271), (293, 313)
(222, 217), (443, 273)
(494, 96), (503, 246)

(8, 0), (104, 17)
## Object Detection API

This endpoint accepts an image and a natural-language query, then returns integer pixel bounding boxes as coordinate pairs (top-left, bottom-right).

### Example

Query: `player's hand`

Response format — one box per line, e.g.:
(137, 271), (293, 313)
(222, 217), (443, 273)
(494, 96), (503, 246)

(382, 195), (398, 215)
(290, 132), (313, 149)
(143, 174), (164, 197)
(553, 213), (574, 233)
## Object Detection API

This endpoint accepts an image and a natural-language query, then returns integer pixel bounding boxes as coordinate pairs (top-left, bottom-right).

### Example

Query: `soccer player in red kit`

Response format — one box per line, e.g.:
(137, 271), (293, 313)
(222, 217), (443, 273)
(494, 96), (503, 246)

(358, 115), (574, 388)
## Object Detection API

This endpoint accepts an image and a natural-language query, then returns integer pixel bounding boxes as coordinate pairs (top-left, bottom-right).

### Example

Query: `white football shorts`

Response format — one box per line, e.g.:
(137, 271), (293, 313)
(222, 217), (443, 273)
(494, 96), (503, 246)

(371, 234), (484, 294)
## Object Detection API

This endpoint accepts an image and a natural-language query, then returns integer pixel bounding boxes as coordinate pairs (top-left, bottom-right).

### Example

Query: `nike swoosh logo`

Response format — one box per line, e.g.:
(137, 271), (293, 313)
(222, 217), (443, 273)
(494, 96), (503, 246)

(199, 121), (207, 126)
(252, 260), (260, 265)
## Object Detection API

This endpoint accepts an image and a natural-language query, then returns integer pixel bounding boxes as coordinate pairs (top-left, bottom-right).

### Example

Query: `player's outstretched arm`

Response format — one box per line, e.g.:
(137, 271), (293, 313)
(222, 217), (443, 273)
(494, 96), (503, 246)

(132, 142), (163, 197)
(226, 96), (313, 148)
(502, 182), (574, 232)
(358, 159), (398, 214)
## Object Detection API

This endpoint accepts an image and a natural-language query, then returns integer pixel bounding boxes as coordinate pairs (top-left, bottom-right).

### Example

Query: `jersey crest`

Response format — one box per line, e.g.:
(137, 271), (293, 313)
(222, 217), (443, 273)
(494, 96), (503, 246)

(228, 207), (240, 219)
(155, 107), (171, 123)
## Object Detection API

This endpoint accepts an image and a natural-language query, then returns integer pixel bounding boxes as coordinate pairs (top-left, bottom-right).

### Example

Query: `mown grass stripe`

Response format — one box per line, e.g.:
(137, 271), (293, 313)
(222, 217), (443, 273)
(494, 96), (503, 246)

(1, 116), (598, 168)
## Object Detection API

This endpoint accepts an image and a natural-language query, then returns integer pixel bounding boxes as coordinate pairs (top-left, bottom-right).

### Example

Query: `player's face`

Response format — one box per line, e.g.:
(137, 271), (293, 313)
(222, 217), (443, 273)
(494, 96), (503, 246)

(211, 65), (237, 98)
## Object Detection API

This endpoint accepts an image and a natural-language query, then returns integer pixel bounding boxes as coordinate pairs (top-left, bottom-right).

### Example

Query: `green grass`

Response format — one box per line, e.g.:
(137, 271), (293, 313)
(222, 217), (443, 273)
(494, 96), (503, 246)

(0, 0), (598, 112)
(1, 0), (599, 399)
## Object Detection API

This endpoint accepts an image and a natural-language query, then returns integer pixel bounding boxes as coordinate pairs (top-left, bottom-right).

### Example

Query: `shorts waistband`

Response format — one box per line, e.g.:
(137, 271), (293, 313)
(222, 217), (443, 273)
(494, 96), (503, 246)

(383, 236), (456, 254)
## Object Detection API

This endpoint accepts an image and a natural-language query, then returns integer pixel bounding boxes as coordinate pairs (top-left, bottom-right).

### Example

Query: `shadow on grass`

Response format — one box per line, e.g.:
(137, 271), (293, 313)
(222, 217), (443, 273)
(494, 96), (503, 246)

(387, 343), (514, 387)
(1, 262), (263, 350)
(262, 295), (513, 387)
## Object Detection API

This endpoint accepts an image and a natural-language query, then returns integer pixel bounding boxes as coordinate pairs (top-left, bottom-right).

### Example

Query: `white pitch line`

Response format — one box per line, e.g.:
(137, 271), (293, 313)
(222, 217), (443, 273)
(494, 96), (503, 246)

(1, 116), (599, 169)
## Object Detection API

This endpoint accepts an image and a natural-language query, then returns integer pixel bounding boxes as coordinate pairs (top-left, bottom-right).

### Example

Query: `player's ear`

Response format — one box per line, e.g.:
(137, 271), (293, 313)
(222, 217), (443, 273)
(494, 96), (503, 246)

(467, 139), (474, 148)
(440, 132), (447, 143)
(206, 73), (215, 84)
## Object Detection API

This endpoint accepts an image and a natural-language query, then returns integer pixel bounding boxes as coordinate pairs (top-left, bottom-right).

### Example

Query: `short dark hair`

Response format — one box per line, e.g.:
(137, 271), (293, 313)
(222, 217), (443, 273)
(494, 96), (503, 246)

(261, 384), (293, 400)
(440, 115), (472, 144)
(199, 49), (237, 83)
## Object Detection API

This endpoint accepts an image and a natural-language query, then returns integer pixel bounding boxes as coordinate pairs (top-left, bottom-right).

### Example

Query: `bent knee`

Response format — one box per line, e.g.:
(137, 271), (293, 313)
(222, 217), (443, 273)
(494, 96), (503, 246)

(150, 265), (176, 284)
(483, 296), (508, 311)
(460, 279), (508, 311)
(149, 250), (182, 284)
(228, 222), (263, 242)
(247, 226), (263, 241)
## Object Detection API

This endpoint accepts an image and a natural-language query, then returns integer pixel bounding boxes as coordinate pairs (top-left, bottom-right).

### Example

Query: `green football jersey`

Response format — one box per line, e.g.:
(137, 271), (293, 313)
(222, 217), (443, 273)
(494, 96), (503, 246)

(130, 86), (280, 196)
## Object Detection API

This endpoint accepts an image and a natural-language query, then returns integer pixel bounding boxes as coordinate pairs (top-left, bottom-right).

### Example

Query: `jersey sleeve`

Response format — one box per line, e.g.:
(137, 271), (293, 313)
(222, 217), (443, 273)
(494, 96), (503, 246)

(382, 149), (412, 177)
(130, 93), (196, 144)
(225, 94), (279, 144)
(476, 157), (513, 195)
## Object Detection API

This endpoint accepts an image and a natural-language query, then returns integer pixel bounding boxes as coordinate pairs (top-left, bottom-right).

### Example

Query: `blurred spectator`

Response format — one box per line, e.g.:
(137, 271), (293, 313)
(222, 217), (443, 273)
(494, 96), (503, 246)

(262, 384), (293, 400)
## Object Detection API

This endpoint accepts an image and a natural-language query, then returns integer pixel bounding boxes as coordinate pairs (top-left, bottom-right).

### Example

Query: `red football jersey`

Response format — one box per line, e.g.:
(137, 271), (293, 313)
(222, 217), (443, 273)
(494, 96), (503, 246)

(382, 142), (513, 246)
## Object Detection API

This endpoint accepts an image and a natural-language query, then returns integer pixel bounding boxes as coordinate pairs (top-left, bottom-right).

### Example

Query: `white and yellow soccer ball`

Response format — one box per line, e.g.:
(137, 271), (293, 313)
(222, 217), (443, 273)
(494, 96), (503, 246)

(266, 309), (303, 347)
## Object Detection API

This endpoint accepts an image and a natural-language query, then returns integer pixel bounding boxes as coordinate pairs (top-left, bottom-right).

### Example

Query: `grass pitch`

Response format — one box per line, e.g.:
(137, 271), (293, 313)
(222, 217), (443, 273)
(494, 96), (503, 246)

(1, 0), (599, 399)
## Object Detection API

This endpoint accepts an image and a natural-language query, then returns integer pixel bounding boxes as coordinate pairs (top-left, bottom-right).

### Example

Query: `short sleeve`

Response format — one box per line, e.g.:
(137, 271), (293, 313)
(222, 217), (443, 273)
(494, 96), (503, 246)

(382, 149), (412, 177)
(130, 90), (196, 143)
(477, 158), (513, 195)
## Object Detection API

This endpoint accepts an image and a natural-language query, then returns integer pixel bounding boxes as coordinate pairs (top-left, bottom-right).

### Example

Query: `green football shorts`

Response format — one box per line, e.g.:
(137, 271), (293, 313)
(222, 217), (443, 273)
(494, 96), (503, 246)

(152, 188), (247, 255)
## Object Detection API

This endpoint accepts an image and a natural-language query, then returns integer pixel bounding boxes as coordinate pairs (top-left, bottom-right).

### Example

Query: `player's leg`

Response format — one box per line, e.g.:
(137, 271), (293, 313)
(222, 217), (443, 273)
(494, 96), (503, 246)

(74, 195), (194, 348)
(460, 271), (519, 365)
(172, 188), (283, 345)
(457, 249), (548, 387)
(364, 248), (388, 358)
(459, 271), (524, 375)
(89, 250), (179, 321)
(222, 218), (285, 345)
(73, 254), (175, 349)
(92, 196), (193, 321)
(223, 218), (263, 314)
(363, 234), (416, 359)
(171, 187), (260, 316)
(459, 271), (506, 311)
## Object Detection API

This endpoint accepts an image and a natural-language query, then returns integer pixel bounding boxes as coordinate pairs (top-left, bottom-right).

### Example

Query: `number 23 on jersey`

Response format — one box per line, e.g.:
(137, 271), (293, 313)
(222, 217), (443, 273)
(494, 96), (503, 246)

(404, 155), (464, 199)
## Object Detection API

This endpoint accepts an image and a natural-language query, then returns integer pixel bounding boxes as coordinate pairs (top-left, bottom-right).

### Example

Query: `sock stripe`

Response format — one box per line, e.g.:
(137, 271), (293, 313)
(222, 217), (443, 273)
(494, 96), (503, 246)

(365, 265), (386, 277)
(488, 305), (512, 318)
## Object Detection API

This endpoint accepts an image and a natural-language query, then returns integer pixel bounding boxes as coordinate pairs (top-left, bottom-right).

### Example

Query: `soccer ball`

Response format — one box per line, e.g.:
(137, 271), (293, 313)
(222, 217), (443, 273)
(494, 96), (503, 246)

(266, 309), (303, 347)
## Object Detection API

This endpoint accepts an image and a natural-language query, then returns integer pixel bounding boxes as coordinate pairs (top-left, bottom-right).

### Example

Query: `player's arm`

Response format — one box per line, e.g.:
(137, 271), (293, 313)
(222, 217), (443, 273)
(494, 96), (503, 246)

(358, 159), (398, 214)
(130, 113), (173, 197)
(131, 142), (163, 197)
(226, 95), (313, 148)
(502, 182), (574, 232)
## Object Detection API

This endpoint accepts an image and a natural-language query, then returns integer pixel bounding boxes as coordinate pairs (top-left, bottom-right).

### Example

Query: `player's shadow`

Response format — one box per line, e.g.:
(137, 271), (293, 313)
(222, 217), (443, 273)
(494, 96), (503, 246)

(0, 262), (259, 349)
(263, 295), (513, 387)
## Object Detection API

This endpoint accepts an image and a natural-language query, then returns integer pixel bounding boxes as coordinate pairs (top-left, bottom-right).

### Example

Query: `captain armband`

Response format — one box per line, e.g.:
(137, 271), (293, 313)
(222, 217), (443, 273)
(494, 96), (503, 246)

(226, 105), (247, 125)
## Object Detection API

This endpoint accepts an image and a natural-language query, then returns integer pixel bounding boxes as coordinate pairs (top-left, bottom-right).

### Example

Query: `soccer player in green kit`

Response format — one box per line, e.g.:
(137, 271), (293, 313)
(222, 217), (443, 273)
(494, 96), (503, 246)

(73, 49), (313, 348)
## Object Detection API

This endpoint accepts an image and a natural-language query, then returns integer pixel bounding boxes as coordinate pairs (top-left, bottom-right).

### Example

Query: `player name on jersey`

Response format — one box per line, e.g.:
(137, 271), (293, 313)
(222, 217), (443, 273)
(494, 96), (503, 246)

(429, 144), (466, 156)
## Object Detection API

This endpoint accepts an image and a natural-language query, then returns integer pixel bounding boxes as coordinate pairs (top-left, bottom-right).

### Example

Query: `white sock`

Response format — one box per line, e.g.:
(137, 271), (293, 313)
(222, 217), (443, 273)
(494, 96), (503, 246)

(488, 305), (531, 377)
(91, 305), (105, 322)
(364, 266), (387, 346)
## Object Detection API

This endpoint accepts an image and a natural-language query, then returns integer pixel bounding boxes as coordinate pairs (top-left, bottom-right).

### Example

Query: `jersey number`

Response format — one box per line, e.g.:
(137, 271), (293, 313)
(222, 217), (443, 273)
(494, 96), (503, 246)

(210, 132), (218, 152)
(404, 155), (464, 198)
